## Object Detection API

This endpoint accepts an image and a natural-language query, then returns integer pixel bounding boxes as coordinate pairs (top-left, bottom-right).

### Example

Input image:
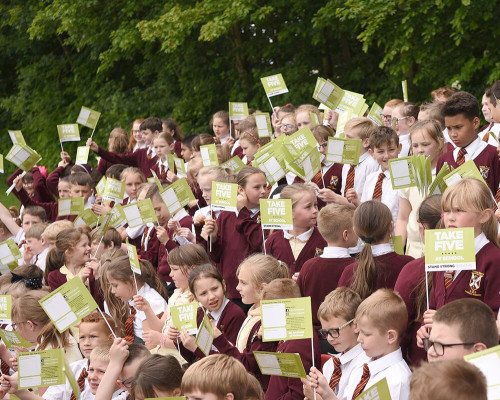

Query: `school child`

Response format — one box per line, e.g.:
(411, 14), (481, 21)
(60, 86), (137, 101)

(427, 178), (500, 312)
(167, 263), (246, 362)
(7, 167), (53, 204)
(104, 255), (167, 344)
(266, 184), (326, 276)
(181, 135), (195, 162)
(209, 110), (231, 145)
(40, 219), (73, 249)
(86, 117), (162, 178)
(410, 359), (487, 400)
(91, 227), (122, 261)
(193, 166), (231, 225)
(181, 354), (249, 400)
(418, 101), (445, 130)
(391, 102), (419, 157)
(394, 194), (442, 366)
(355, 126), (402, 225)
(128, 118), (146, 152)
(239, 129), (267, 166)
(151, 132), (175, 181)
(24, 223), (49, 270)
(96, 128), (130, 176)
(120, 167), (145, 207)
(486, 80), (500, 123)
(138, 244), (209, 359)
(436, 92), (500, 195)
(382, 99), (403, 127)
(201, 167), (267, 305)
(45, 227), (102, 305)
(162, 118), (184, 158)
(338, 201), (413, 299)
(263, 279), (321, 400)
(297, 204), (356, 333)
(479, 92), (500, 145)
(81, 343), (113, 399)
(280, 113), (298, 136)
(191, 134), (216, 158)
(301, 288), (369, 400)
(186, 156), (208, 214)
(273, 104), (295, 137)
(421, 298), (498, 362)
(295, 104), (321, 130)
(395, 121), (446, 257)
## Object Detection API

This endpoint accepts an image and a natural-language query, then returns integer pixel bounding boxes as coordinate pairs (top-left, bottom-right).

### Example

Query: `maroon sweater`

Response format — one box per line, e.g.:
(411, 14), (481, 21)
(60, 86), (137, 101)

(394, 257), (427, 367)
(436, 144), (500, 195)
(266, 228), (326, 276)
(429, 242), (500, 313)
(15, 188), (76, 222)
(316, 163), (343, 210)
(47, 269), (104, 309)
(209, 208), (263, 298)
(96, 146), (157, 178)
(297, 254), (355, 331)
(174, 141), (182, 158)
(265, 335), (321, 400)
(129, 226), (160, 269)
(46, 166), (66, 198)
(8, 167), (54, 203)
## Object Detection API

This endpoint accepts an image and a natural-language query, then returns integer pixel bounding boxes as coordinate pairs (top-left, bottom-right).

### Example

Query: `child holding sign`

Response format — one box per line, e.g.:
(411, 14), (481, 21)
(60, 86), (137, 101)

(239, 129), (268, 166)
(212, 110), (231, 145)
(266, 184), (326, 277)
(96, 127), (129, 176)
(151, 132), (175, 181)
(338, 201), (413, 299)
(391, 102), (419, 157)
(120, 167), (146, 206)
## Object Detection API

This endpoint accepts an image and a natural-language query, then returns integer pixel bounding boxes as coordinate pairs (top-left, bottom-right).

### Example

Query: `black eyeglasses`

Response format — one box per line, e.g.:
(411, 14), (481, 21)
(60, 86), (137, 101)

(120, 376), (135, 388)
(422, 338), (475, 356)
(318, 319), (354, 339)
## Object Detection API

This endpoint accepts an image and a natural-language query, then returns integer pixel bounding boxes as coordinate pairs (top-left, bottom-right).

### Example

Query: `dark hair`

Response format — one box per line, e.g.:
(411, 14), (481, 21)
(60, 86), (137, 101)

(397, 102), (420, 120)
(21, 172), (33, 183)
(162, 118), (184, 141)
(181, 135), (196, 149)
(69, 172), (92, 187)
(140, 117), (163, 133)
(442, 92), (480, 120)
(486, 80), (500, 107)
(191, 133), (215, 151)
(105, 164), (128, 180)
(23, 206), (47, 222)
(369, 126), (399, 150)
(431, 86), (457, 101)
(188, 264), (224, 296)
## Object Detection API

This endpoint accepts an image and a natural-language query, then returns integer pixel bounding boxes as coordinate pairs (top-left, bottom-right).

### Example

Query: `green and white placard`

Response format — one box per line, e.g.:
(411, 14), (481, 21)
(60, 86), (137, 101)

(260, 199), (293, 230)
(313, 77), (344, 110)
(0, 329), (33, 349)
(443, 159), (487, 187)
(6, 144), (42, 172)
(229, 102), (249, 120)
(402, 80), (408, 102)
(39, 277), (98, 332)
(357, 378), (392, 400)
(425, 228), (476, 271)
(336, 91), (366, 115)
(253, 351), (306, 378)
(261, 73), (288, 97)
(464, 344), (500, 400)
(18, 348), (66, 389)
(102, 178), (126, 205)
(255, 154), (286, 186)
(200, 144), (219, 167)
(57, 124), (80, 142)
(58, 197), (84, 217)
(75, 146), (90, 165)
(166, 154), (176, 173)
(126, 239), (141, 275)
(160, 178), (196, 215)
(255, 112), (272, 138)
(0, 295), (12, 320)
(122, 198), (158, 228)
(0, 154), (3, 173)
(221, 155), (246, 173)
(76, 106), (101, 129)
(428, 162), (451, 195)
(8, 130), (26, 145)
(174, 157), (186, 177)
(195, 312), (214, 356)
(94, 213), (113, 237)
(109, 204), (127, 229)
(367, 103), (383, 126)
(73, 209), (99, 229)
(0, 238), (22, 267)
(211, 181), (238, 212)
(388, 155), (432, 196)
(335, 110), (356, 135)
(95, 176), (107, 195)
(390, 235), (404, 255)
(326, 137), (361, 165)
(170, 302), (198, 333)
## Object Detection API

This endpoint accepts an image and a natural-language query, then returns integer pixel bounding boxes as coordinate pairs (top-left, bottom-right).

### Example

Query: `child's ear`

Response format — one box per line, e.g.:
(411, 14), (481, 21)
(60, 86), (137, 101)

(224, 394), (235, 400)
(368, 148), (374, 156)
(362, 138), (370, 149)
(387, 329), (398, 345)
(169, 143), (175, 151)
(41, 238), (47, 246)
(172, 388), (182, 397)
(116, 380), (125, 390)
(472, 116), (481, 130)
(479, 208), (492, 225)
(342, 229), (349, 242)
(474, 342), (488, 352)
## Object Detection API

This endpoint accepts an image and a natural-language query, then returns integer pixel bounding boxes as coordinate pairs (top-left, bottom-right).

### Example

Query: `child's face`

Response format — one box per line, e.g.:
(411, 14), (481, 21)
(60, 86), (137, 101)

(58, 181), (71, 198)
(169, 265), (190, 291)
(481, 94), (494, 123)
(381, 106), (394, 127)
(489, 101), (500, 123)
(143, 129), (157, 146)
(108, 275), (134, 301)
(442, 200), (487, 237)
(316, 139), (328, 156)
(23, 180), (35, 195)
(194, 277), (225, 312)
(320, 316), (357, 353)
(70, 183), (92, 204)
(181, 144), (193, 161)
(184, 390), (220, 400)
(427, 321), (474, 362)
(12, 319), (40, 344)
(21, 214), (42, 232)
(356, 315), (393, 359)
(391, 108), (414, 136)
(410, 129), (443, 163)
(79, 321), (111, 358)
(281, 115), (297, 135)
(26, 237), (46, 255)
(198, 176), (213, 205)
(444, 114), (480, 148)
(133, 123), (144, 143)
(292, 192), (318, 230)
(239, 173), (267, 209)
(151, 197), (172, 226)
(296, 111), (312, 130)
(212, 117), (229, 139)
(124, 173), (143, 200)
(240, 138), (259, 161)
(369, 141), (401, 171)
(153, 137), (173, 159)
(236, 265), (260, 305)
(66, 234), (91, 265)
(88, 358), (109, 394)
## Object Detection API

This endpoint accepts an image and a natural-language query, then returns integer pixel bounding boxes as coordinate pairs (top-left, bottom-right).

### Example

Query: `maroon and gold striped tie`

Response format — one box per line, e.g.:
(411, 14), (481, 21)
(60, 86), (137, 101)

(352, 363), (370, 400)
(344, 165), (355, 195)
(372, 173), (385, 200)
(456, 148), (467, 166)
(328, 356), (342, 391)
(124, 305), (136, 344)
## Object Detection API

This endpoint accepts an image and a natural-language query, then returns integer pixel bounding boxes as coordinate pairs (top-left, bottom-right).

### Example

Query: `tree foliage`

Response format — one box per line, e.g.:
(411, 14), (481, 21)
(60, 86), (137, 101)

(1, 0), (499, 176)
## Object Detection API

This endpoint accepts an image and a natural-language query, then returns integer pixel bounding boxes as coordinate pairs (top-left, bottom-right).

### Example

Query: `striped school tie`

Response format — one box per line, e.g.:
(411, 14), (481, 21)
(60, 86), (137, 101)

(124, 305), (136, 344)
(140, 226), (150, 251)
(456, 148), (466, 166)
(70, 368), (88, 400)
(444, 271), (455, 292)
(146, 148), (152, 160)
(311, 164), (325, 187)
(328, 356), (342, 391)
(372, 173), (385, 200)
(344, 165), (355, 195)
(352, 363), (370, 400)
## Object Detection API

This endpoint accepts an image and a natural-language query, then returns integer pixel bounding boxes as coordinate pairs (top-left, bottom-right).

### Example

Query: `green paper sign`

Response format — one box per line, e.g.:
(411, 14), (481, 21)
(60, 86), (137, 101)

(0, 154), (4, 174)
(260, 297), (313, 341)
(391, 236), (404, 255)
(160, 178), (196, 215)
(313, 78), (344, 110)
(102, 178), (126, 205)
(211, 181), (238, 212)
(429, 162), (451, 195)
(6, 143), (42, 172)
(95, 176), (107, 195)
(0, 238), (22, 267)
(0, 329), (33, 349)
(443, 159), (487, 187)
(18, 349), (66, 389)
(74, 209), (99, 229)
(0, 295), (12, 319)
(356, 378), (392, 400)
(336, 110), (356, 135)
(76, 106), (101, 129)
(337, 91), (366, 115)
(261, 73), (288, 97)
(170, 302), (198, 332)
(174, 157), (186, 177)
(402, 80), (408, 102)
(123, 198), (158, 228)
(109, 204), (127, 229)
(464, 344), (500, 399)
(326, 137), (361, 165)
(255, 154), (286, 186)
(389, 155), (432, 196)
(260, 199), (293, 230)
(200, 144), (219, 167)
(126, 239), (141, 275)
(75, 146), (90, 165)
(368, 103), (383, 126)
(39, 277), (99, 333)
(309, 112), (319, 127)
(57, 124), (80, 143)
(425, 228), (476, 271)
(253, 351), (306, 378)
(229, 102), (249, 120)
(8, 130), (26, 145)
(255, 113), (272, 138)
(58, 197), (84, 217)
(167, 154), (176, 173)
(94, 213), (113, 237)
(196, 312), (214, 356)
(221, 155), (246, 173)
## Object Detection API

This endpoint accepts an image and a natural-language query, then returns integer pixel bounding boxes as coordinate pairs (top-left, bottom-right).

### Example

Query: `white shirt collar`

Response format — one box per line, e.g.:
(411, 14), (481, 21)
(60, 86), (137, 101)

(209, 297), (229, 322)
(339, 343), (365, 365)
(370, 243), (393, 257)
(283, 227), (314, 241)
(475, 232), (489, 254)
(358, 152), (371, 163)
(220, 135), (230, 144)
(367, 348), (403, 375)
(453, 135), (481, 159)
(173, 208), (189, 221)
(399, 133), (410, 143)
(321, 246), (351, 259)
(250, 206), (260, 217)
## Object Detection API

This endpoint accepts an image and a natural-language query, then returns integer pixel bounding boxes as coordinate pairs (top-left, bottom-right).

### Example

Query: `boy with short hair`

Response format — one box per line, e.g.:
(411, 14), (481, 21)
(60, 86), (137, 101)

(486, 80), (500, 124)
(436, 91), (500, 195)
(84, 343), (113, 399)
(181, 354), (249, 400)
(24, 223), (49, 270)
(382, 99), (403, 128)
(41, 220), (74, 249)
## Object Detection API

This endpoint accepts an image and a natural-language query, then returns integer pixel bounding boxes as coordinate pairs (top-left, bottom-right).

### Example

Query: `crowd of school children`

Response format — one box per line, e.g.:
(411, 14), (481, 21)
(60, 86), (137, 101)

(1, 81), (500, 400)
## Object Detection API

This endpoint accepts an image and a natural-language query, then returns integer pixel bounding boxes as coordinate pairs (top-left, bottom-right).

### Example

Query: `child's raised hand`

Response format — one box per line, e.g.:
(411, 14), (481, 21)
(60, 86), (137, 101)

(156, 225), (170, 245)
(142, 329), (162, 347)
(92, 203), (111, 216)
(176, 227), (196, 244)
(236, 192), (248, 211)
(86, 258), (99, 274)
(60, 151), (72, 164)
(416, 323), (431, 348)
(179, 329), (197, 352)
(86, 138), (98, 152)
(201, 219), (217, 242)
(109, 338), (129, 366)
(80, 265), (92, 283)
(166, 170), (179, 183)
(58, 158), (70, 168)
(292, 272), (300, 282)
(13, 176), (23, 193)
(422, 309), (436, 326)
(133, 295), (151, 312)
(166, 325), (180, 341)
(187, 199), (199, 210)
(317, 188), (340, 204)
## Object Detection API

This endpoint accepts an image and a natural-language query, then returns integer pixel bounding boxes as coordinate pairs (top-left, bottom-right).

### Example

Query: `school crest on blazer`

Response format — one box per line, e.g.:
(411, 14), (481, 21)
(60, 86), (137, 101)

(479, 166), (490, 180)
(314, 248), (323, 257)
(465, 270), (484, 296)
(329, 176), (339, 188)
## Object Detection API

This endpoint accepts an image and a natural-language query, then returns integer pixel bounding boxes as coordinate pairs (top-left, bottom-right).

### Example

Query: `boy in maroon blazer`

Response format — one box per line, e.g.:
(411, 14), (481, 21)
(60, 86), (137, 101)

(436, 92), (500, 195)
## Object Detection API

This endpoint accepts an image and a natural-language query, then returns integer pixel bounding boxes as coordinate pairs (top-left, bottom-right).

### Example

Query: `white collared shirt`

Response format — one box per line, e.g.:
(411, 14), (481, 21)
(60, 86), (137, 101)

(31, 246), (50, 272)
(341, 152), (379, 199)
(43, 359), (89, 400)
(343, 348), (411, 400)
(398, 134), (411, 157)
(452, 135), (487, 162)
(209, 296), (230, 323)
(361, 168), (400, 225)
(283, 227), (314, 241)
(129, 283), (168, 339)
(370, 243), (394, 257)
(321, 246), (351, 259)
(452, 232), (489, 282)
(231, 139), (241, 155)
(157, 157), (170, 173)
(194, 205), (222, 220)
